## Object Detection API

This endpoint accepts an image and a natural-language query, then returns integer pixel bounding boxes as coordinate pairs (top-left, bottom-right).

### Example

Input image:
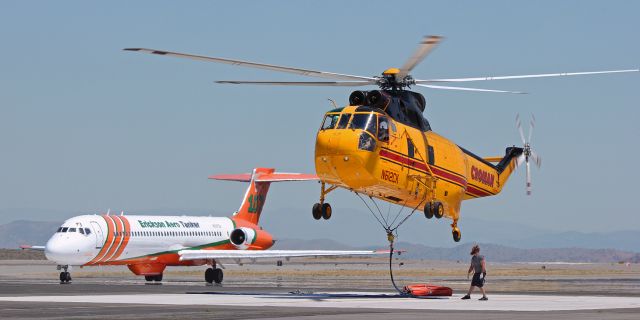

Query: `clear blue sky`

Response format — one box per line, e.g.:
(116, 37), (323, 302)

(1, 1), (638, 245)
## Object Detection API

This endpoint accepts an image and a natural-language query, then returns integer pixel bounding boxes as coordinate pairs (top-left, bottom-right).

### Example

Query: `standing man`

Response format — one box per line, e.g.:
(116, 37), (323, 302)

(461, 245), (488, 301)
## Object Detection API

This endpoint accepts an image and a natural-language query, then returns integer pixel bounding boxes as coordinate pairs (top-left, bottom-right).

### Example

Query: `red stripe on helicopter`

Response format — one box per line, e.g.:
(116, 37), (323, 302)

(379, 149), (468, 188)
(465, 184), (494, 197)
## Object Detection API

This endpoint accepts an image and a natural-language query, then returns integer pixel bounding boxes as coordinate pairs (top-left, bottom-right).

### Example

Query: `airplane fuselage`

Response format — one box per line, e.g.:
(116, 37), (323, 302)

(45, 214), (271, 274)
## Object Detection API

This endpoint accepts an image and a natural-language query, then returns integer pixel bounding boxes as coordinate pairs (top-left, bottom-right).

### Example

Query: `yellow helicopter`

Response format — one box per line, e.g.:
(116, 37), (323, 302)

(125, 36), (638, 242)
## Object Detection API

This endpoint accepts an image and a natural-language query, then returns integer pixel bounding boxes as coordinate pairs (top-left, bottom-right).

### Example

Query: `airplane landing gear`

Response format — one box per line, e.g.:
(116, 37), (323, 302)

(205, 267), (224, 284)
(313, 182), (336, 220)
(59, 272), (71, 283)
(58, 265), (71, 284)
(205, 260), (224, 284)
(144, 274), (163, 282)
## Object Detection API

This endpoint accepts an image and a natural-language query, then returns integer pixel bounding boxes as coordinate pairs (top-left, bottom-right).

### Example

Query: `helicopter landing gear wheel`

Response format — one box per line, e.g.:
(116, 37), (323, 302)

(423, 202), (434, 219)
(451, 219), (461, 242)
(312, 203), (322, 220)
(433, 201), (444, 219)
(321, 203), (332, 220)
(315, 182), (337, 221)
(452, 227), (461, 242)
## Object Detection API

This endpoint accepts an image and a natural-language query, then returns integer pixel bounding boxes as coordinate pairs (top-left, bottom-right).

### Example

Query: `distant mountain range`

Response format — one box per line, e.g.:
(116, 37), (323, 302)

(0, 220), (60, 249)
(2, 219), (639, 263)
(272, 238), (640, 263)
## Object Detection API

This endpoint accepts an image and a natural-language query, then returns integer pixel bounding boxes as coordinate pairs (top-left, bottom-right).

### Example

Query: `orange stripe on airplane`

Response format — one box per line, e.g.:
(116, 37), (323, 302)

(86, 215), (116, 265)
(101, 215), (124, 263)
(111, 216), (131, 261)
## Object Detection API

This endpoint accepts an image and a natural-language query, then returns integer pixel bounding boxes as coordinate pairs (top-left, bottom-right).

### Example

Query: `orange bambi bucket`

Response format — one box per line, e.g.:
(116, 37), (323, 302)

(403, 284), (453, 297)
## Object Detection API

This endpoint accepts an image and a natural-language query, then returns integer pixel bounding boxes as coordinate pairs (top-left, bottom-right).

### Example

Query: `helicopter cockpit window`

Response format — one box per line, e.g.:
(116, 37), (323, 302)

(378, 116), (389, 142)
(321, 113), (340, 130)
(349, 113), (377, 136)
(336, 113), (351, 129)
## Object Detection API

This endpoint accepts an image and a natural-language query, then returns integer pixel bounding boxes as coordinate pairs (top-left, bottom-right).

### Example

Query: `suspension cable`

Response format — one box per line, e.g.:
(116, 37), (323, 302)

(354, 192), (388, 231)
(354, 192), (430, 297)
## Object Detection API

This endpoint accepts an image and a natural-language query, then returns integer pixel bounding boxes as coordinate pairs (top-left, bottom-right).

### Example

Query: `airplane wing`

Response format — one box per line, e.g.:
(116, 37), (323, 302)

(178, 249), (388, 261)
(20, 245), (45, 251)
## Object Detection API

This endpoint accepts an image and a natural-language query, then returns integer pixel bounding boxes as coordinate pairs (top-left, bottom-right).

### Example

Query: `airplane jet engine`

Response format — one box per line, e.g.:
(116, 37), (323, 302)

(229, 227), (274, 250)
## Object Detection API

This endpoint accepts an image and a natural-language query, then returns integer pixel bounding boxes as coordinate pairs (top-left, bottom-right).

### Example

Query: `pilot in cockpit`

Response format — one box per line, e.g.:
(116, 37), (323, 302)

(378, 118), (389, 142)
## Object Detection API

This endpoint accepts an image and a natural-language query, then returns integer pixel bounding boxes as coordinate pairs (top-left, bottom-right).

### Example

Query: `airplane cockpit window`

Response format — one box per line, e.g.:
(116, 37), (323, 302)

(79, 228), (85, 234)
(61, 227), (69, 233)
(68, 228), (76, 233)
(321, 113), (340, 130)
(57, 227), (63, 232)
(85, 228), (91, 235)
(350, 113), (377, 136)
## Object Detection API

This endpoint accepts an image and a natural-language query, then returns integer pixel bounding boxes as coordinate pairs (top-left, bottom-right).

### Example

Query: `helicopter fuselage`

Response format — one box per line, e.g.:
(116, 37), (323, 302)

(315, 90), (523, 225)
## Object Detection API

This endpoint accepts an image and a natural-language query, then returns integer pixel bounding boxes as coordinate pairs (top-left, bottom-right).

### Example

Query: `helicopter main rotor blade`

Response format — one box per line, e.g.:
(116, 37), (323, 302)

(416, 84), (526, 94)
(215, 80), (375, 86)
(415, 68), (639, 83)
(397, 35), (443, 80)
(124, 48), (376, 82)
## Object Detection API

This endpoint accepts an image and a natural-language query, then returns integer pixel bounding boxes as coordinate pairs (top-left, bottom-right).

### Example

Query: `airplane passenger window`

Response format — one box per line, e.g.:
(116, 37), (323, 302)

(321, 113), (340, 130)
(68, 228), (76, 232)
(336, 113), (351, 129)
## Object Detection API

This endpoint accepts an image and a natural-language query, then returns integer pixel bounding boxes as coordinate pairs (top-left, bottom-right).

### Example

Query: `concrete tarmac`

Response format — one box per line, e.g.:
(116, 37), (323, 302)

(1, 260), (640, 319)
(1, 278), (640, 319)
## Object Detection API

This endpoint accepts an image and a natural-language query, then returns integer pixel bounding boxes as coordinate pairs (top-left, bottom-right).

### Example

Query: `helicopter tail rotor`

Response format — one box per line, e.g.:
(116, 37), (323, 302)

(515, 114), (541, 195)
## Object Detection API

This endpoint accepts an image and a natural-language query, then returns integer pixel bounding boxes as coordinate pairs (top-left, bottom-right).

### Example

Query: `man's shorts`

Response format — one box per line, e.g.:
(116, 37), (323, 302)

(471, 272), (485, 287)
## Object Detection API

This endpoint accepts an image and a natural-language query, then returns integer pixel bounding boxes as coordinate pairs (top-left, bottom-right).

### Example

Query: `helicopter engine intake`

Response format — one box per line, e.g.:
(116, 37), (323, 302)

(348, 91), (367, 106)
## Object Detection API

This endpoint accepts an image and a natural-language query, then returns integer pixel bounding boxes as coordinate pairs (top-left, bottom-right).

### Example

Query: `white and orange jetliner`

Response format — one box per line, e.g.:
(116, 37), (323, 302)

(27, 168), (382, 284)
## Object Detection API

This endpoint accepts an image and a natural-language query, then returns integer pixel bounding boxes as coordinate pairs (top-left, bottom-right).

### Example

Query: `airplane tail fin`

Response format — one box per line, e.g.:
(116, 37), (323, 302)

(209, 168), (317, 225)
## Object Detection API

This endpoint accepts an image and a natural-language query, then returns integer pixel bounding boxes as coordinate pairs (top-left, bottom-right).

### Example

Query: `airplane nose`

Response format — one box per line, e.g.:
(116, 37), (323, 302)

(44, 237), (76, 264)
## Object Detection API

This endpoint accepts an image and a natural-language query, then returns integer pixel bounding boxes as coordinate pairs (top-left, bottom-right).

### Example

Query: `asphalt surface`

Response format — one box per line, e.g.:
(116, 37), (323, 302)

(1, 278), (639, 320)
(1, 260), (640, 319)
